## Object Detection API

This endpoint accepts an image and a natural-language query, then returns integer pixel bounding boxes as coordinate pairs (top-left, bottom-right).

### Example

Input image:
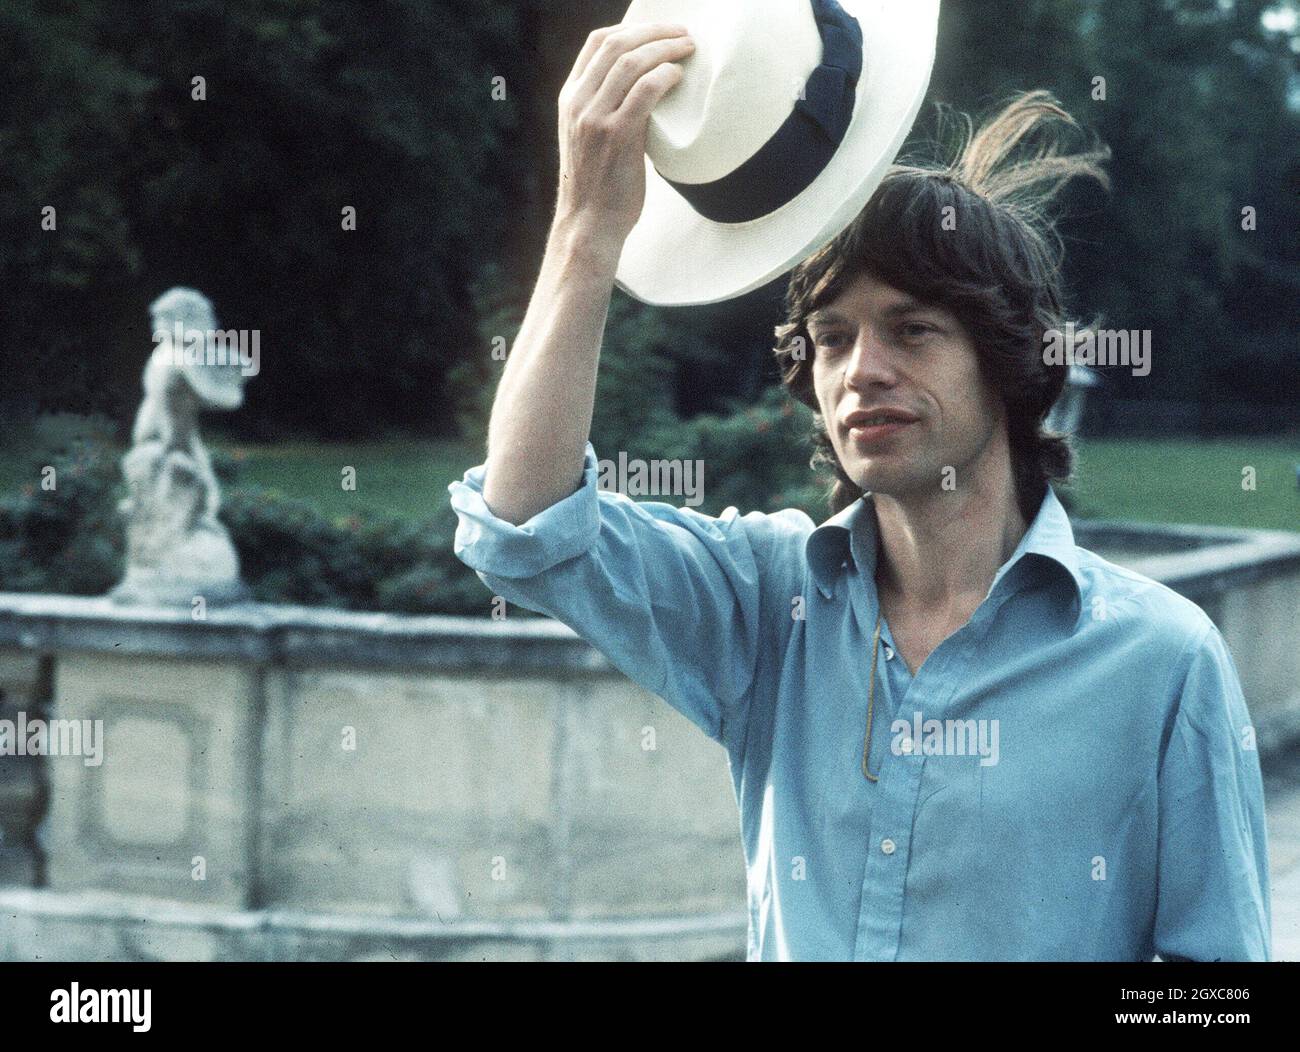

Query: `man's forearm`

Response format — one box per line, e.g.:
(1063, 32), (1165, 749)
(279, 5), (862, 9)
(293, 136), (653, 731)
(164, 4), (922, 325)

(479, 19), (693, 523)
(481, 216), (620, 525)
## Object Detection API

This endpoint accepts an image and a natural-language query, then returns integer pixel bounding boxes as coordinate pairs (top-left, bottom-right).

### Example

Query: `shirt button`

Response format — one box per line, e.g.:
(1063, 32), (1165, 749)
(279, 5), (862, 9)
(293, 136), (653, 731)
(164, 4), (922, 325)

(883, 644), (894, 660)
(881, 838), (896, 855)
(898, 737), (914, 755)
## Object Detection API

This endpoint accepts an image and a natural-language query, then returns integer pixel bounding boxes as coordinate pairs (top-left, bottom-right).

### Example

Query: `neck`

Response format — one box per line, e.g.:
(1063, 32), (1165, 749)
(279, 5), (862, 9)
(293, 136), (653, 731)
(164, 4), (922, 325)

(872, 456), (1031, 616)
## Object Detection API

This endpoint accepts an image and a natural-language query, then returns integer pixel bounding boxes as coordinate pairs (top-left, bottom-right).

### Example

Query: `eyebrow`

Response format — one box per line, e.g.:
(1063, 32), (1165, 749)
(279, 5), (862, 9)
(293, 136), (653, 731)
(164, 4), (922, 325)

(807, 298), (937, 326)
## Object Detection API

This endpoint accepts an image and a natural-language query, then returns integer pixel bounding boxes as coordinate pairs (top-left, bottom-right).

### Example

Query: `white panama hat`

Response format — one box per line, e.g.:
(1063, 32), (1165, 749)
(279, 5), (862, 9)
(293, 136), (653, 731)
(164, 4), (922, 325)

(614, 0), (940, 306)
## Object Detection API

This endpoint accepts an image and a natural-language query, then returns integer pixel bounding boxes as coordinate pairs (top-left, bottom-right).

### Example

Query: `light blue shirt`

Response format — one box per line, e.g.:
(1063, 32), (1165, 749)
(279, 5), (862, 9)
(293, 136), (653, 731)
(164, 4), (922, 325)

(448, 442), (1271, 961)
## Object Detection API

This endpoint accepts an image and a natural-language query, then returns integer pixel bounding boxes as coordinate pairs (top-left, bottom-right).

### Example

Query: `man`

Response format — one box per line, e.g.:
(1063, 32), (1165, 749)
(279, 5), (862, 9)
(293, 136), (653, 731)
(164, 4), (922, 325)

(448, 15), (1270, 961)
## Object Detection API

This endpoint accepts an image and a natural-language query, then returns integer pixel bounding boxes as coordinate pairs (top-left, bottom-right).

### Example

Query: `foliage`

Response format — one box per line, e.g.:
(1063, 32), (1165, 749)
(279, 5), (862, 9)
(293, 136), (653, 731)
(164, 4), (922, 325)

(448, 276), (715, 453)
(641, 385), (823, 519)
(6, 0), (1294, 439)
(3, 1), (1297, 614)
(928, 0), (1300, 407)
(0, 421), (125, 594)
(0, 0), (523, 437)
(0, 414), (497, 615)
(220, 487), (494, 616)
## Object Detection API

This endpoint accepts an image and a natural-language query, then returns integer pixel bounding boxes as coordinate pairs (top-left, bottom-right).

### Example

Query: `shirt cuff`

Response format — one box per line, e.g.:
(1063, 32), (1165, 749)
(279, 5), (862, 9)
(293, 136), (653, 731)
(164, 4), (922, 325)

(447, 442), (602, 578)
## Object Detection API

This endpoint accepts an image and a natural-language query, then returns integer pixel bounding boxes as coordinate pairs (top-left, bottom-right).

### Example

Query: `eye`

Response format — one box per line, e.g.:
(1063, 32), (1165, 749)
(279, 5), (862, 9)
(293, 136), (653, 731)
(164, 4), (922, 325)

(814, 331), (850, 350)
(899, 321), (936, 341)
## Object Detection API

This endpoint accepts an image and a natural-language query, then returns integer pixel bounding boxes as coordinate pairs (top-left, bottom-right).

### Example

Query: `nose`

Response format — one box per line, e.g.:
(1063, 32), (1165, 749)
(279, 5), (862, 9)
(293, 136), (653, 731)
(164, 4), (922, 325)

(843, 325), (899, 392)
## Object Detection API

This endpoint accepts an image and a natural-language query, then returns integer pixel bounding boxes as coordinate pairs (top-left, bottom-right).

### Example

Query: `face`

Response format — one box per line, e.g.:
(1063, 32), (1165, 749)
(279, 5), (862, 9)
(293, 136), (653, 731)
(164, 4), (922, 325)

(808, 271), (1006, 502)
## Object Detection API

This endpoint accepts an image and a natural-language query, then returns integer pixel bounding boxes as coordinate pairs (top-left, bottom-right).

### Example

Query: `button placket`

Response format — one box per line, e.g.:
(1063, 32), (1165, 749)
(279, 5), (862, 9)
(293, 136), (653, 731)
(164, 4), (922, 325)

(858, 595), (1017, 960)
(853, 749), (925, 960)
(852, 603), (962, 960)
(851, 575), (945, 958)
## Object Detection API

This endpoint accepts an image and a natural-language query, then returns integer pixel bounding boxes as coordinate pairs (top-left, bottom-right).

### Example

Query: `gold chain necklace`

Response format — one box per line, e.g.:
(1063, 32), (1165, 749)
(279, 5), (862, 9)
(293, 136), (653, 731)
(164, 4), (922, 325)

(862, 610), (883, 783)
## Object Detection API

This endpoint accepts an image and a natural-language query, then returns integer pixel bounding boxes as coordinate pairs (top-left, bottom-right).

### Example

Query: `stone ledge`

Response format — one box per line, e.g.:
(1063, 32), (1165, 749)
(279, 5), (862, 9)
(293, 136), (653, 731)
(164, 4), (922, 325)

(0, 593), (613, 674)
(1073, 519), (1300, 595)
(3, 519), (1297, 669)
(1255, 691), (1300, 759)
(0, 888), (747, 962)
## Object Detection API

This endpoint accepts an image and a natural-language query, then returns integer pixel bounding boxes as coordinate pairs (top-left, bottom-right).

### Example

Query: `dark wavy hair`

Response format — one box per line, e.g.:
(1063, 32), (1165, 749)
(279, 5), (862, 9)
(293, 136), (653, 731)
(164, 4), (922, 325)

(774, 90), (1111, 520)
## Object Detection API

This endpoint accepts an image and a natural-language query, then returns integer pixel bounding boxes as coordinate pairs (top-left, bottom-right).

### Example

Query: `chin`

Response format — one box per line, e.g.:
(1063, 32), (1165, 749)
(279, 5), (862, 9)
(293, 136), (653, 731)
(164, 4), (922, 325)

(849, 465), (925, 499)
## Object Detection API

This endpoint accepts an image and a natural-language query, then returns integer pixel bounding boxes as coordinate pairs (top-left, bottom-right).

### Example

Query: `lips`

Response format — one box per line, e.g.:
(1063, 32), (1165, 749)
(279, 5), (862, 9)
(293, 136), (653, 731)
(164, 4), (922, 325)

(842, 408), (920, 429)
(843, 406), (919, 446)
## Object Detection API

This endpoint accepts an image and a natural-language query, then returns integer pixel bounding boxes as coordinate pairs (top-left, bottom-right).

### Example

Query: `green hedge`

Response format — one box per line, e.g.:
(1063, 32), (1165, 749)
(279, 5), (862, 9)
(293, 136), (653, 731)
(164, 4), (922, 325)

(0, 388), (837, 615)
(0, 422), (496, 616)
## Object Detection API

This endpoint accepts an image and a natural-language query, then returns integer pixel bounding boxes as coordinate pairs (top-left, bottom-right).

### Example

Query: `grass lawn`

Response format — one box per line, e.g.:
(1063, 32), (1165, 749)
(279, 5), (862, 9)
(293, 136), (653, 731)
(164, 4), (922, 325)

(216, 434), (1298, 531)
(208, 437), (486, 521)
(0, 434), (488, 522)
(2, 429), (1295, 532)
(1068, 437), (1299, 533)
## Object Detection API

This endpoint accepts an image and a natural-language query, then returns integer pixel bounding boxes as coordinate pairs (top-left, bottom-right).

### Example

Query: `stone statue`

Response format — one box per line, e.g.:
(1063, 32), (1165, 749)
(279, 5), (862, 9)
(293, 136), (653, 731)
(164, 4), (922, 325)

(110, 288), (252, 607)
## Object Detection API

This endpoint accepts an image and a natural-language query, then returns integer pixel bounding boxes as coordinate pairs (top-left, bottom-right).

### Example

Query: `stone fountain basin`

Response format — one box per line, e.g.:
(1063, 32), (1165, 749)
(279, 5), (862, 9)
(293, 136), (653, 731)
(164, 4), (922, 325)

(0, 516), (1297, 961)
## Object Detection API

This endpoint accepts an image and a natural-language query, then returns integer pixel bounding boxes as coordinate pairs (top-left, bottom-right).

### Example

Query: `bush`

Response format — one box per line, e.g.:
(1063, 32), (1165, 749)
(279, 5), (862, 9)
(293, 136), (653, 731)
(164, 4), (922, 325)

(220, 488), (505, 616)
(641, 385), (825, 519)
(0, 392), (837, 616)
(0, 414), (497, 615)
(446, 276), (707, 457)
(0, 426), (126, 595)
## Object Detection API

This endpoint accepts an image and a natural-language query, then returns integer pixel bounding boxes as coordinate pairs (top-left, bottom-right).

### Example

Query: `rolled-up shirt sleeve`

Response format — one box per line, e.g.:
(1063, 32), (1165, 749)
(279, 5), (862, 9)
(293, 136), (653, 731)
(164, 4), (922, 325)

(446, 442), (770, 754)
(1153, 623), (1271, 961)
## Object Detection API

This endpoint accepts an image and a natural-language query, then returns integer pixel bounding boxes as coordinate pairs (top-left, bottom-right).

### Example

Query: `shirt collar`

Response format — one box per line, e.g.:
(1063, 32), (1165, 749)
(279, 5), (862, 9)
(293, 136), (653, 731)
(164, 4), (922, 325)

(805, 484), (1085, 609)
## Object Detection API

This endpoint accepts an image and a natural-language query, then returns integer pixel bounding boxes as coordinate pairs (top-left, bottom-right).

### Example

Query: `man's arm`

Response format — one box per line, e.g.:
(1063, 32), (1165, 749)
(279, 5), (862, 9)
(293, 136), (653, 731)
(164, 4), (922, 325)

(481, 20), (694, 525)
(450, 443), (813, 755)
(449, 20), (803, 756)
(1153, 623), (1271, 961)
